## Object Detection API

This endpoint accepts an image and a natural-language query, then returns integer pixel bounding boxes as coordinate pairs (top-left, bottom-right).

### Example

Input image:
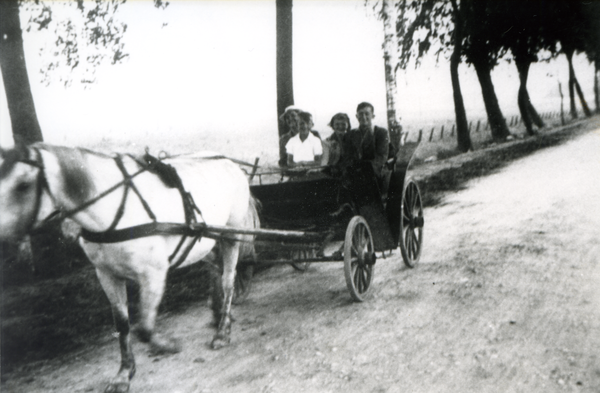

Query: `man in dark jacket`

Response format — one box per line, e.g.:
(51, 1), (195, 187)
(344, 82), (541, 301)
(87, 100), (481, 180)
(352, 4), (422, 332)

(341, 102), (389, 178)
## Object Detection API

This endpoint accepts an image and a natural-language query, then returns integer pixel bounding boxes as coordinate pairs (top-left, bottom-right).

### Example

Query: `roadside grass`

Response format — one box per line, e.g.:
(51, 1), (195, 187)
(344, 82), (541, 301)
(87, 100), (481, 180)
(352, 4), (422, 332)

(416, 117), (598, 207)
(1, 114), (597, 376)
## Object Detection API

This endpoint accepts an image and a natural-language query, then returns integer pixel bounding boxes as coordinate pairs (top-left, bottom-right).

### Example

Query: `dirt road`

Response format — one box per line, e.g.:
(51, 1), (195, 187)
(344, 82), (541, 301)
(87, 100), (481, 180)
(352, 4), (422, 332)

(3, 127), (600, 393)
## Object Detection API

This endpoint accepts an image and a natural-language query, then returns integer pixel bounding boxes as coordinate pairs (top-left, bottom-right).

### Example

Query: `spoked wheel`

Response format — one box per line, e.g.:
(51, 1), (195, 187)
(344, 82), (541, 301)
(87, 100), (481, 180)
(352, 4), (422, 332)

(399, 179), (424, 268)
(232, 264), (253, 305)
(344, 216), (376, 302)
(290, 249), (314, 272)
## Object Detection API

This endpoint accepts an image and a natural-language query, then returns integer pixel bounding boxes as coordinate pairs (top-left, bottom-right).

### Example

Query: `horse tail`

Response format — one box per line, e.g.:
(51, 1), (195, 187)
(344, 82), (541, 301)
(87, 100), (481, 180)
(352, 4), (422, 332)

(238, 194), (261, 261)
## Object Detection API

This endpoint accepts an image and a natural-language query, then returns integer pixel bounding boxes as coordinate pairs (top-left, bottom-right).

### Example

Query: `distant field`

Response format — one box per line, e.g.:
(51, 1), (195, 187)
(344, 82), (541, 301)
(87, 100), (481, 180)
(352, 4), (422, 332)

(74, 111), (567, 172)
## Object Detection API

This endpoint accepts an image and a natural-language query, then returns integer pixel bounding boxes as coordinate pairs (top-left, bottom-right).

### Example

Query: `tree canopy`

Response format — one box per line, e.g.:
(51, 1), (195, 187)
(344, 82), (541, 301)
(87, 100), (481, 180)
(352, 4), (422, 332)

(390, 0), (598, 143)
(21, 0), (168, 86)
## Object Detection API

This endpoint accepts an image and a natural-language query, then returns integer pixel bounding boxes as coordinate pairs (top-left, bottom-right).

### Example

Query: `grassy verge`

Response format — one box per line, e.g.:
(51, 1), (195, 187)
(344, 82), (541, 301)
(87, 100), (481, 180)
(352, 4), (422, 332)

(414, 117), (598, 207)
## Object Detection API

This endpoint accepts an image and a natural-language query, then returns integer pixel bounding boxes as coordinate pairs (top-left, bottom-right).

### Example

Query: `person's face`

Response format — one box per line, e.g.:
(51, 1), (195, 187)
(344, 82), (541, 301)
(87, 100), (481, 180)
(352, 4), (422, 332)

(332, 118), (348, 134)
(285, 111), (300, 134)
(356, 106), (374, 129)
(298, 118), (310, 139)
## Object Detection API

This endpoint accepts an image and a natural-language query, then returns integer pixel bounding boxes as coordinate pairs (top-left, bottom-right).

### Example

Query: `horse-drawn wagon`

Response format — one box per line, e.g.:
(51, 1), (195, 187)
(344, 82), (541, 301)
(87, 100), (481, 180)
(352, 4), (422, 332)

(236, 141), (424, 302)
(0, 140), (423, 392)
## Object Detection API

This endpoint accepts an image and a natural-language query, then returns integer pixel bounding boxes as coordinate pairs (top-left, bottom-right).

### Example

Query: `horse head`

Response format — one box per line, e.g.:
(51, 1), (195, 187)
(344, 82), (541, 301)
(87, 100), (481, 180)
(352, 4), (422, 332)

(0, 145), (45, 241)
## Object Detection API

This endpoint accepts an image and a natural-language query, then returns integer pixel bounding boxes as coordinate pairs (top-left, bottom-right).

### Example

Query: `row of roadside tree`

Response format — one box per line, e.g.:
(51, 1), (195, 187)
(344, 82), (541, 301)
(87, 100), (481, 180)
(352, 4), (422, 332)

(376, 0), (600, 152)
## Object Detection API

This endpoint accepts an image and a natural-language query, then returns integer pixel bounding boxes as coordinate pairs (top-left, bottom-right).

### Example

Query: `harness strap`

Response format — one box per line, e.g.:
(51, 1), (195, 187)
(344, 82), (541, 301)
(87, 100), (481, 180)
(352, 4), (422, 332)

(105, 156), (132, 232)
(27, 149), (48, 234)
(31, 147), (211, 268)
(40, 163), (150, 227)
(81, 154), (206, 267)
(168, 235), (202, 270)
(130, 152), (202, 226)
(169, 235), (189, 261)
(200, 155), (259, 168)
(114, 155), (157, 222)
(81, 222), (199, 243)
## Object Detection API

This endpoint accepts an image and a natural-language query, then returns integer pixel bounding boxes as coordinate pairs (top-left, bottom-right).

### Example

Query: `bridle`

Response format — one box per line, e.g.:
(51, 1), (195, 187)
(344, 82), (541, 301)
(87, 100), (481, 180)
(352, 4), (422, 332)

(10, 148), (51, 235)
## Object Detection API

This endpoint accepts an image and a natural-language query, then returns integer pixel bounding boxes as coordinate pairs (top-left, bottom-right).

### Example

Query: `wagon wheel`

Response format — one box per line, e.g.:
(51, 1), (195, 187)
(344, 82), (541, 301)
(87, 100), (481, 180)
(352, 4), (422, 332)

(399, 179), (424, 268)
(343, 216), (376, 302)
(232, 264), (253, 305)
(290, 249), (314, 272)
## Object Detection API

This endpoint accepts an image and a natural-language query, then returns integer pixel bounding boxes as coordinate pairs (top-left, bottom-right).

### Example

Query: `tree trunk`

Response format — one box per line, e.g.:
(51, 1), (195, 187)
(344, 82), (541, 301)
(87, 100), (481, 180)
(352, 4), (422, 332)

(559, 81), (566, 125)
(0, 0), (43, 145)
(450, 0), (471, 152)
(276, 0), (294, 136)
(516, 59), (535, 136)
(565, 49), (592, 118)
(574, 73), (592, 118)
(472, 59), (510, 141)
(565, 49), (578, 119)
(515, 58), (545, 135)
(381, 0), (401, 149)
(276, 0), (294, 167)
(595, 61), (599, 114)
(525, 92), (545, 128)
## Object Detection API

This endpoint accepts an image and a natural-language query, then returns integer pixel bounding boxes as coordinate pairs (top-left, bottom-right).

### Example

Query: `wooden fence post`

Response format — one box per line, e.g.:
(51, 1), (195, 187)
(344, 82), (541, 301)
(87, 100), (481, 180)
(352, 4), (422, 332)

(417, 129), (422, 142)
(440, 125), (444, 139)
(429, 127), (435, 142)
(475, 120), (480, 133)
(451, 124), (455, 136)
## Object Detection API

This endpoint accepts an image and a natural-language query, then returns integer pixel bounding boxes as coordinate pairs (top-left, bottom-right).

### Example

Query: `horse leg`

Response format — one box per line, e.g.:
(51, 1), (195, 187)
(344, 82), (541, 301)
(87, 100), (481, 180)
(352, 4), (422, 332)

(211, 240), (240, 349)
(96, 269), (135, 393)
(201, 248), (224, 324)
(134, 266), (181, 355)
(209, 262), (224, 324)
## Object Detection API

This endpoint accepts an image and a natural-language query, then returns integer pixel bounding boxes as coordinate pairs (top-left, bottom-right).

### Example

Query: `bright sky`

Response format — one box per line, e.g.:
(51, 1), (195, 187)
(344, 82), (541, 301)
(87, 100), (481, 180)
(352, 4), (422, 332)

(1, 0), (596, 154)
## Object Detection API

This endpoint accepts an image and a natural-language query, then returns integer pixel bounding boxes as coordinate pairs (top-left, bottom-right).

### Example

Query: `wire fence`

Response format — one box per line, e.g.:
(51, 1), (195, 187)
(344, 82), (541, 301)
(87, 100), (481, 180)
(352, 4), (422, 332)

(401, 109), (586, 145)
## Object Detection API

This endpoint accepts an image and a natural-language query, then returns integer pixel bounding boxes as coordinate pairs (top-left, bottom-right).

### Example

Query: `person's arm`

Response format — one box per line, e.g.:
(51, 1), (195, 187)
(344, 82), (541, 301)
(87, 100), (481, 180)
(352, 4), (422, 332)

(310, 155), (322, 167)
(279, 134), (289, 167)
(372, 127), (390, 176)
(287, 154), (296, 167)
(285, 137), (297, 168)
(310, 136), (323, 167)
(337, 131), (354, 170)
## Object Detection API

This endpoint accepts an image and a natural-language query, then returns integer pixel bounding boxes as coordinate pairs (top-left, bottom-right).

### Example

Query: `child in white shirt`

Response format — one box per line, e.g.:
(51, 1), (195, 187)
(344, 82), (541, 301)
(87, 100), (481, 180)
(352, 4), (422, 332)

(285, 111), (323, 167)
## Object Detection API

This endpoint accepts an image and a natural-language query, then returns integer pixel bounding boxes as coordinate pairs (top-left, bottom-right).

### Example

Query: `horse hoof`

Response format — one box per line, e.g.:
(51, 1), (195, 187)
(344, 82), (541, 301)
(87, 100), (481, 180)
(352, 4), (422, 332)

(105, 381), (130, 393)
(212, 313), (236, 327)
(211, 334), (230, 350)
(149, 335), (182, 356)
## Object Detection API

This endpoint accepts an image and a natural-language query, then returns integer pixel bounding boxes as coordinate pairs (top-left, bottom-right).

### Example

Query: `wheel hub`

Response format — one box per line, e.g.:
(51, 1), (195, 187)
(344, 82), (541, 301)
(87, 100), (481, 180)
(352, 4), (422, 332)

(411, 216), (424, 228)
(362, 251), (376, 266)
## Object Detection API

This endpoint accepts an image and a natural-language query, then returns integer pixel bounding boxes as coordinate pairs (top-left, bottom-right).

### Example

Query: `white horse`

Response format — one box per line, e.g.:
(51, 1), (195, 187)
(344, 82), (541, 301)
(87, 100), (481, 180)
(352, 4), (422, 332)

(0, 143), (259, 393)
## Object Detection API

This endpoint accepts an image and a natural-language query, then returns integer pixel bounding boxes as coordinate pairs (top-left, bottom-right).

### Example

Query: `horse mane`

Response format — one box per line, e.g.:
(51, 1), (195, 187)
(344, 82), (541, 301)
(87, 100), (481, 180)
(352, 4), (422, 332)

(36, 144), (96, 206)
